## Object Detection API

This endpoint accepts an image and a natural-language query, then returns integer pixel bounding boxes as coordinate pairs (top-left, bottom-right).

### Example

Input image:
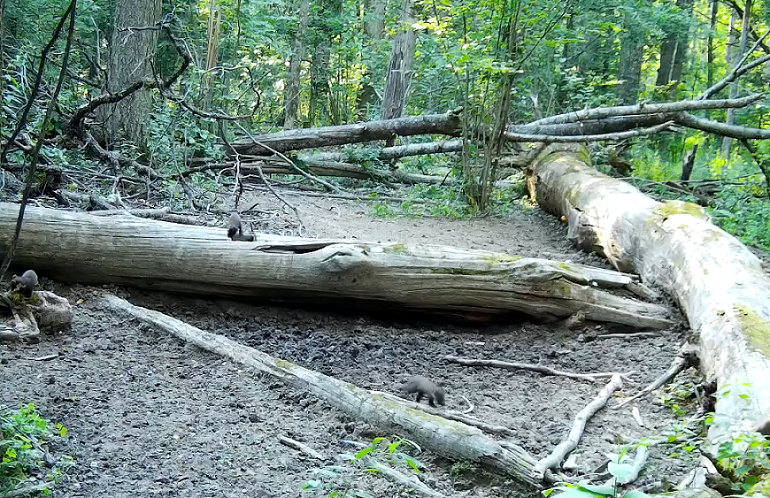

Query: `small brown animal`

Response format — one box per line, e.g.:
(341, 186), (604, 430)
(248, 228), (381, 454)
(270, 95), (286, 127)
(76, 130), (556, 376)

(403, 376), (445, 407)
(11, 270), (38, 298)
(227, 213), (256, 242)
(228, 213), (243, 239)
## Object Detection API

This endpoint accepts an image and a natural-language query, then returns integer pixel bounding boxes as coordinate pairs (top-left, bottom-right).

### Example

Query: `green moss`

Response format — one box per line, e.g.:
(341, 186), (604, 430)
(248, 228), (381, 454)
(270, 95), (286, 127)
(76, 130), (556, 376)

(383, 243), (408, 255)
(481, 254), (521, 263)
(736, 304), (770, 357)
(654, 200), (708, 220)
(275, 358), (296, 369)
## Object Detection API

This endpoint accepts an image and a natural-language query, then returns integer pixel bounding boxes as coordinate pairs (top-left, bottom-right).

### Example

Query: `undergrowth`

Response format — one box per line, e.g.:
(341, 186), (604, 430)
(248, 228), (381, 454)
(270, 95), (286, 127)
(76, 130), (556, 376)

(0, 403), (72, 496)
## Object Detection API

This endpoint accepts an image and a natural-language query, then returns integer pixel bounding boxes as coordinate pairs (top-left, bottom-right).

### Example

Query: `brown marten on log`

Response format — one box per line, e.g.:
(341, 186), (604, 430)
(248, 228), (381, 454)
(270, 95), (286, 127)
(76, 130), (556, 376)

(10, 270), (38, 298)
(403, 376), (445, 407)
(227, 213), (255, 242)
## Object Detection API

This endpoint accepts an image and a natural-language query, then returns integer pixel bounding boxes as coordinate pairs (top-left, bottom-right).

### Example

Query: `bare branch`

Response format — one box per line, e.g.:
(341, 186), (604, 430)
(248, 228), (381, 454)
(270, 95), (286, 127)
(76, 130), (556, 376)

(526, 94), (763, 127)
(504, 121), (676, 143)
(698, 30), (770, 100)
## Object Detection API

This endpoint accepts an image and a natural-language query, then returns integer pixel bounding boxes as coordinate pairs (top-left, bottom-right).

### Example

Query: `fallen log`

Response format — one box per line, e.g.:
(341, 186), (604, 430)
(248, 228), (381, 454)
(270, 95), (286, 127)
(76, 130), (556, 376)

(526, 144), (770, 444)
(229, 112), (461, 156)
(0, 203), (674, 328)
(101, 293), (546, 488)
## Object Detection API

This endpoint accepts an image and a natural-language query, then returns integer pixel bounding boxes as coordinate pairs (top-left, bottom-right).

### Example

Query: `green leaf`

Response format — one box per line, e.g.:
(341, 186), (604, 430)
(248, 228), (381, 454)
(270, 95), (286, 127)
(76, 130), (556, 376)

(576, 480), (616, 495)
(608, 462), (637, 484)
(354, 447), (374, 460)
(623, 491), (653, 498)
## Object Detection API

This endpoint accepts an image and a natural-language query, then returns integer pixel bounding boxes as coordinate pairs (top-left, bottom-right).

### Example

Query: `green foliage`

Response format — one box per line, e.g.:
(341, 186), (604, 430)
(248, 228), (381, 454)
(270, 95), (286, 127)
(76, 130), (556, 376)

(300, 436), (424, 497)
(0, 404), (72, 495)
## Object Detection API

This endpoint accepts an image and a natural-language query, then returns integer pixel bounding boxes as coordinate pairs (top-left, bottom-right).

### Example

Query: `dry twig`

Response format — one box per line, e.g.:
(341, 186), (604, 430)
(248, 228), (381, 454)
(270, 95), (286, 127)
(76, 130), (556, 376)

(533, 374), (623, 478)
(444, 355), (635, 383)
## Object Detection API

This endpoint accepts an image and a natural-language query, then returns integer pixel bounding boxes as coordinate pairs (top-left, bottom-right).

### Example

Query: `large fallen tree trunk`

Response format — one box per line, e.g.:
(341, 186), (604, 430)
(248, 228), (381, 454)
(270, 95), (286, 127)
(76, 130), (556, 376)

(0, 203), (673, 328)
(229, 112), (462, 156)
(102, 293), (546, 488)
(526, 144), (770, 443)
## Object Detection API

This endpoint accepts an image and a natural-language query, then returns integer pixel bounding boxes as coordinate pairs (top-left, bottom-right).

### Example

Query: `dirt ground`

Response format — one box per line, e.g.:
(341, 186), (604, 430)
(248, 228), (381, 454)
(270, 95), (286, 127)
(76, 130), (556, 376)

(1, 189), (705, 497)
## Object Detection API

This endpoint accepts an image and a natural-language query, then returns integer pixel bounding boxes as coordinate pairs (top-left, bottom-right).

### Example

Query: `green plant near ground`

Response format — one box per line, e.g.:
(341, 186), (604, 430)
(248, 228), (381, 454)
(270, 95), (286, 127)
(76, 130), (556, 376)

(300, 436), (425, 497)
(543, 444), (653, 498)
(0, 403), (71, 495)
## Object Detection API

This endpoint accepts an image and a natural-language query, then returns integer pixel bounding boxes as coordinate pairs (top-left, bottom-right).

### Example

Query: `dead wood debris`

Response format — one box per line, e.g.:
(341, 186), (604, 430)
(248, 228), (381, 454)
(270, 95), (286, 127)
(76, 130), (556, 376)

(533, 374), (623, 478)
(278, 435), (326, 460)
(613, 342), (699, 409)
(444, 355), (635, 383)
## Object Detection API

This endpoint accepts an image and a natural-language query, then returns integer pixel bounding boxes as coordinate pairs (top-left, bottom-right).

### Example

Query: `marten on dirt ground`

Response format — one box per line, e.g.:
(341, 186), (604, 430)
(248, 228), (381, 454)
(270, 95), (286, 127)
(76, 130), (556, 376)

(10, 270), (38, 298)
(227, 213), (255, 241)
(403, 376), (445, 407)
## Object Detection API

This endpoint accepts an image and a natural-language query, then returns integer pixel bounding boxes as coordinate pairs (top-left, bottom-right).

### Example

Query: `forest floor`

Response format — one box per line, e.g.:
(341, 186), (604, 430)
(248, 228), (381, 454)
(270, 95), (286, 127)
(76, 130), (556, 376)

(1, 187), (708, 498)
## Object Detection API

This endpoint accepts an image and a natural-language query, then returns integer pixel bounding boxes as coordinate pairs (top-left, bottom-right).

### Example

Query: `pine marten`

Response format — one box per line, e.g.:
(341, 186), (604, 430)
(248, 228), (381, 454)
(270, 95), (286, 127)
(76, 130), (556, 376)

(227, 213), (255, 242)
(11, 270), (38, 298)
(403, 376), (445, 407)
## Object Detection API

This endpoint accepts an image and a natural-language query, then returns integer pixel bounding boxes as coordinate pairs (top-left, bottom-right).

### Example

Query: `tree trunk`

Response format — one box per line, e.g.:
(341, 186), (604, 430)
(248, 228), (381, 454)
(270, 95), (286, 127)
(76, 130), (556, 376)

(0, 203), (674, 329)
(202, 0), (222, 111)
(721, 6), (742, 155)
(283, 0), (311, 130)
(230, 112), (462, 155)
(380, 0), (416, 122)
(669, 0), (695, 89)
(616, 13), (646, 105)
(308, 0), (341, 126)
(526, 144), (770, 446)
(97, 0), (162, 148)
(707, 0), (718, 117)
(479, 4), (520, 211)
(103, 293), (546, 488)
(354, 0), (386, 122)
(655, 0), (694, 89)
(365, 0), (386, 39)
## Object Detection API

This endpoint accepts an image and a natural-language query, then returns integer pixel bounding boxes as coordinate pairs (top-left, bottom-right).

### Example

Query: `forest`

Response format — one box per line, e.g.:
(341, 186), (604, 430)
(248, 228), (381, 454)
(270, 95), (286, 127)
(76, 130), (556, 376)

(1, 0), (770, 496)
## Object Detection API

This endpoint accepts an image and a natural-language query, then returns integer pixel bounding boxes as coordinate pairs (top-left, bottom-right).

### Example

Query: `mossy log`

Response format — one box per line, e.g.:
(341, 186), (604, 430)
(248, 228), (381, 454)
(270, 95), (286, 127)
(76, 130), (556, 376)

(102, 293), (546, 488)
(0, 203), (673, 328)
(526, 144), (770, 442)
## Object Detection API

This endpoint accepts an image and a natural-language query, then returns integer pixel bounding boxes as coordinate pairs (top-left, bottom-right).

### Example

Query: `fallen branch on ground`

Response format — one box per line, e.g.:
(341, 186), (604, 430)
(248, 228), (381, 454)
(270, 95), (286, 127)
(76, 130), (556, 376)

(366, 459), (447, 498)
(367, 390), (513, 436)
(278, 435), (325, 460)
(444, 355), (635, 383)
(103, 293), (548, 487)
(533, 374), (623, 478)
(613, 343), (698, 409)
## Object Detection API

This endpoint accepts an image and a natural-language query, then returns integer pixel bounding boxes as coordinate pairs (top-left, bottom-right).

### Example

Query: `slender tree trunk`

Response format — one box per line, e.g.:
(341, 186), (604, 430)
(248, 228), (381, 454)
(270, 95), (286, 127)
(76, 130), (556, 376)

(308, 0), (341, 126)
(722, 3), (749, 155)
(202, 0), (222, 111)
(283, 0), (311, 130)
(617, 13), (645, 105)
(365, 0), (386, 39)
(380, 0), (417, 122)
(669, 0), (695, 89)
(707, 0), (718, 91)
(656, 38), (677, 87)
(355, 0), (386, 121)
(480, 3), (520, 211)
(97, 0), (162, 148)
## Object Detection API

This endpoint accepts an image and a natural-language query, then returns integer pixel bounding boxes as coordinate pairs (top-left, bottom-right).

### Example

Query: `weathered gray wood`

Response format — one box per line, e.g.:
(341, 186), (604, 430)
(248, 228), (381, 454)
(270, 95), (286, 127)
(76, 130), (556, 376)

(229, 112), (461, 155)
(527, 144), (770, 444)
(102, 293), (546, 488)
(0, 203), (674, 328)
